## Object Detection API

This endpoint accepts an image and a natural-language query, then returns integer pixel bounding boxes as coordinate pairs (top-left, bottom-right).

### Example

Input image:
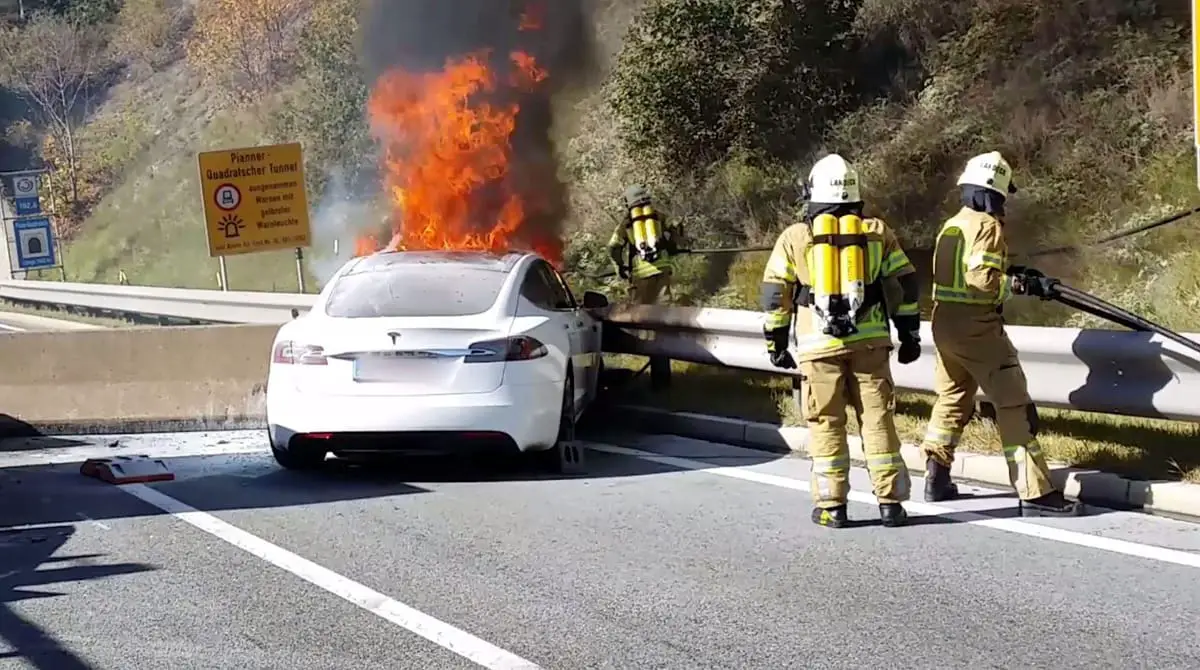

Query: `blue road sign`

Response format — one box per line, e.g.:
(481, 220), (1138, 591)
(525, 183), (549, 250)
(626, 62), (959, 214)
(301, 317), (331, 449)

(9, 173), (41, 215)
(14, 196), (41, 215)
(13, 216), (57, 270)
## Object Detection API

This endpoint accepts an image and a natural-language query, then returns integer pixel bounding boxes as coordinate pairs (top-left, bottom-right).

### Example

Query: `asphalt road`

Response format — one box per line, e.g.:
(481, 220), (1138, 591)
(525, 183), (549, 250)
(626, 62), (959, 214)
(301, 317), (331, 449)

(2, 428), (1199, 669)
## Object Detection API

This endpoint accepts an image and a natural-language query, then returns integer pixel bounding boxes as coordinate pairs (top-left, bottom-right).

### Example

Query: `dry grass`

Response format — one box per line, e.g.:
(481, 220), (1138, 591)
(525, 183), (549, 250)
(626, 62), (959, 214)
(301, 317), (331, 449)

(607, 354), (1200, 483)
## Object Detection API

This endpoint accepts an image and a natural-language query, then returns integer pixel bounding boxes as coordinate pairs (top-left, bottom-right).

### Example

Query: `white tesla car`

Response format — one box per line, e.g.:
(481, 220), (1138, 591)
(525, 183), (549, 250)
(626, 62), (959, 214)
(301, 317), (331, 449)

(265, 249), (608, 471)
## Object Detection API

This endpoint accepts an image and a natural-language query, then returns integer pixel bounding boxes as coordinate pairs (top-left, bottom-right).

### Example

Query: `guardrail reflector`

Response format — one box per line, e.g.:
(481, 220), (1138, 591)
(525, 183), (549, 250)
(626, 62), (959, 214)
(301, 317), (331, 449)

(80, 455), (175, 484)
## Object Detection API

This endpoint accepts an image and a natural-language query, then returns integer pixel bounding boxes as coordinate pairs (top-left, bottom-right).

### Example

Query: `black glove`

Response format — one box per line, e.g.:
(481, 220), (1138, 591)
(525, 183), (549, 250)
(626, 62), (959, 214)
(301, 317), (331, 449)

(1009, 267), (1051, 298)
(660, 229), (677, 253)
(892, 314), (921, 364)
(617, 265), (631, 280)
(765, 326), (796, 369)
(768, 348), (796, 369)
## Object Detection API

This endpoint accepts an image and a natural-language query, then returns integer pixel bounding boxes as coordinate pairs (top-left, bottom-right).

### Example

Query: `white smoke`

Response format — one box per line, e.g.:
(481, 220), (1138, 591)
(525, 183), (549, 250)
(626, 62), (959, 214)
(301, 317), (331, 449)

(308, 167), (385, 288)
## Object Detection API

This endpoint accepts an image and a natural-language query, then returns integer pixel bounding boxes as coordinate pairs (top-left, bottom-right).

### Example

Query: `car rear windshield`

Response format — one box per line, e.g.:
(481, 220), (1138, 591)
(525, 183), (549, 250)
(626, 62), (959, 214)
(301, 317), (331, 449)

(324, 263), (508, 318)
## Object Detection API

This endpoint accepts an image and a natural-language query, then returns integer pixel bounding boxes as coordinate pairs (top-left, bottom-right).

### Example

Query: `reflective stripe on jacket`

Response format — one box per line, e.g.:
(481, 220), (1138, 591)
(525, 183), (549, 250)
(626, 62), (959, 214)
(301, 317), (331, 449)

(931, 207), (1012, 309)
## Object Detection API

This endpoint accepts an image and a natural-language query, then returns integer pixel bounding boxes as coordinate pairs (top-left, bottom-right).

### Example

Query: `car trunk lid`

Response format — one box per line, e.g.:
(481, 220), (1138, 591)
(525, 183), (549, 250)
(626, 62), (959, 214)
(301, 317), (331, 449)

(312, 315), (513, 397)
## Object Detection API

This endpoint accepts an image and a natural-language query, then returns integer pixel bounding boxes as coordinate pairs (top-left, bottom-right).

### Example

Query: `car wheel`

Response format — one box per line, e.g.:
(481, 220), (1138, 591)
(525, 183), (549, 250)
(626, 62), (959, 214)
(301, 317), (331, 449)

(533, 370), (585, 474)
(271, 440), (327, 470)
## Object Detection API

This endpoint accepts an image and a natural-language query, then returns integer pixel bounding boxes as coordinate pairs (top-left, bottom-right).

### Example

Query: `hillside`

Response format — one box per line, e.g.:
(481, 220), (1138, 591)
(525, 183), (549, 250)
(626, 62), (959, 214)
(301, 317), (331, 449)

(1, 0), (1197, 330)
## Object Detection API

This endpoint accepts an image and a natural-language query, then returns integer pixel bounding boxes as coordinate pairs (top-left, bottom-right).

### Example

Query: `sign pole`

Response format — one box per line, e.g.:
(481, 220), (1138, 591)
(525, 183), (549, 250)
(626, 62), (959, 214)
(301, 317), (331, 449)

(218, 256), (229, 291)
(294, 247), (306, 292)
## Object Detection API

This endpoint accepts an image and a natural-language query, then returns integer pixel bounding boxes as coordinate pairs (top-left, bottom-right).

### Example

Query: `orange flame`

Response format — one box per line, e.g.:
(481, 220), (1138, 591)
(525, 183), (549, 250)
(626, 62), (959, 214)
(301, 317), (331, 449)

(359, 40), (562, 266)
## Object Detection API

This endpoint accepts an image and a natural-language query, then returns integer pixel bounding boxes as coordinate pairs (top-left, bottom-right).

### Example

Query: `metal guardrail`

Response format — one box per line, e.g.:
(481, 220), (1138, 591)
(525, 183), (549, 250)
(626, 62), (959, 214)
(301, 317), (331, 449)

(603, 304), (1200, 422)
(0, 279), (315, 324)
(3, 279), (1198, 422)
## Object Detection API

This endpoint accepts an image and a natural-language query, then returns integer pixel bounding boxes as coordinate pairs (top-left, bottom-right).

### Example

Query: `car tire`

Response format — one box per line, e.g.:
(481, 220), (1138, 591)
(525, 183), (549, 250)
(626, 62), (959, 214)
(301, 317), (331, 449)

(533, 369), (585, 474)
(271, 440), (327, 470)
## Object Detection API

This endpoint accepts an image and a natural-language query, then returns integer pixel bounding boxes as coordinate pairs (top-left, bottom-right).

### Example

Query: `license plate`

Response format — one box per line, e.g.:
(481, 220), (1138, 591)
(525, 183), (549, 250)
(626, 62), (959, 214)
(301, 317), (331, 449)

(352, 355), (438, 382)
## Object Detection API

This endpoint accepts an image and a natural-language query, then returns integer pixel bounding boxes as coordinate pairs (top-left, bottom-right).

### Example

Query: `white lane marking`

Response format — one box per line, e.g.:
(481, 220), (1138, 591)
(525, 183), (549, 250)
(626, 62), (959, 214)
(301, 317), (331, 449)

(120, 483), (542, 670)
(588, 442), (1200, 570)
(0, 323), (22, 332)
(76, 512), (110, 530)
(0, 440), (262, 468)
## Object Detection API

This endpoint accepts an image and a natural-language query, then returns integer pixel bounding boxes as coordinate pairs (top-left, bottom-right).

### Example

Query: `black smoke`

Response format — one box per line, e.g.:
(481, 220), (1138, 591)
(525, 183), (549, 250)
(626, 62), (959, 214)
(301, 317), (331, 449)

(359, 0), (597, 259)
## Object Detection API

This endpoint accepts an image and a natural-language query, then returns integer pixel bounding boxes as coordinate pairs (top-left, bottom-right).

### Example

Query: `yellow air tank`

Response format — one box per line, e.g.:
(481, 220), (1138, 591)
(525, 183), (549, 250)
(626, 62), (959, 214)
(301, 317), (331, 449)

(641, 206), (661, 252)
(810, 213), (839, 334)
(838, 214), (866, 323)
(630, 207), (648, 251)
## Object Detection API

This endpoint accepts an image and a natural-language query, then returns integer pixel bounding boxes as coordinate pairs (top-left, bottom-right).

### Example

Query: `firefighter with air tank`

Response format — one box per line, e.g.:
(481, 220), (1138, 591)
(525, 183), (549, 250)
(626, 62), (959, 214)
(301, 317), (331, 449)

(919, 151), (1080, 517)
(608, 184), (681, 387)
(760, 154), (923, 528)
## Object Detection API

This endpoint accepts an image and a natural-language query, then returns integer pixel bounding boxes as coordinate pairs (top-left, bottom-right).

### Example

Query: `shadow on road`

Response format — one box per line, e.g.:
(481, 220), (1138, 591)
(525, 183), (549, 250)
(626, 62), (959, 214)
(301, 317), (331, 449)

(0, 415), (89, 451)
(0, 524), (156, 669)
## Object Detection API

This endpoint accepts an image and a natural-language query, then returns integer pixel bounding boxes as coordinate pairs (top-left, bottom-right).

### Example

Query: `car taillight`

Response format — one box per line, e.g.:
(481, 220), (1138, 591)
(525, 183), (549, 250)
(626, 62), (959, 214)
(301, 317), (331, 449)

(272, 340), (328, 365)
(464, 336), (548, 363)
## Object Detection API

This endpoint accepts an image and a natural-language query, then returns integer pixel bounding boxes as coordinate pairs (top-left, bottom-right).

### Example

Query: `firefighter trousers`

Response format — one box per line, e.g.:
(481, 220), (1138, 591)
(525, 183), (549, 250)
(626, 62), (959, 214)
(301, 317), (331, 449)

(630, 272), (673, 388)
(921, 315), (1056, 500)
(629, 272), (672, 305)
(800, 345), (911, 507)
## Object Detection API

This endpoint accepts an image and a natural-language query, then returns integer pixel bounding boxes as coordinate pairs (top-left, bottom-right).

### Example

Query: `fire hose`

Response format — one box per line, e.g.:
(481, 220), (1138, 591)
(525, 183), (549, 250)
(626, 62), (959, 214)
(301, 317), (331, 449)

(574, 202), (1200, 278)
(1009, 267), (1200, 356)
(579, 246), (771, 280)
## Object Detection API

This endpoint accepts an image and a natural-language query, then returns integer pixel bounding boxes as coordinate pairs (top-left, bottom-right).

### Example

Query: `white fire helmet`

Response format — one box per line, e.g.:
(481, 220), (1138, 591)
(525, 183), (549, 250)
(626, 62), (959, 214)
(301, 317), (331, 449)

(957, 151), (1018, 195)
(806, 153), (861, 204)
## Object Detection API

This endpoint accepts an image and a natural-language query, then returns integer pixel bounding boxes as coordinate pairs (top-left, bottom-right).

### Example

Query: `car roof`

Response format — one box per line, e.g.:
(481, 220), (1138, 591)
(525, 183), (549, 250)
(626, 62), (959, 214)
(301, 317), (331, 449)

(342, 249), (531, 276)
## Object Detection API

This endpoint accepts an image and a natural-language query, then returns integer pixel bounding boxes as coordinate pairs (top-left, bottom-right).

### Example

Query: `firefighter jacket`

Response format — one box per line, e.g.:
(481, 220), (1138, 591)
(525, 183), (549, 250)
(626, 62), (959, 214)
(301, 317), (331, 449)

(761, 217), (918, 363)
(607, 215), (679, 280)
(930, 207), (1013, 315)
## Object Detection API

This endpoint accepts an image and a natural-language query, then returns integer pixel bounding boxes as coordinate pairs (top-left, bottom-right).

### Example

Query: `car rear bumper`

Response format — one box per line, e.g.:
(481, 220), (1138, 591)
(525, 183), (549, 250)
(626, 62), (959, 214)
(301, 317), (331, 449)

(266, 380), (562, 453)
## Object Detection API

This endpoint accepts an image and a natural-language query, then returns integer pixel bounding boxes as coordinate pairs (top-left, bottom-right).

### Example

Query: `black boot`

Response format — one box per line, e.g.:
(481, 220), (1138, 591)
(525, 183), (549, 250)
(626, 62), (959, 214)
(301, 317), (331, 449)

(924, 457), (959, 502)
(879, 503), (908, 527)
(1020, 490), (1082, 517)
(811, 505), (849, 528)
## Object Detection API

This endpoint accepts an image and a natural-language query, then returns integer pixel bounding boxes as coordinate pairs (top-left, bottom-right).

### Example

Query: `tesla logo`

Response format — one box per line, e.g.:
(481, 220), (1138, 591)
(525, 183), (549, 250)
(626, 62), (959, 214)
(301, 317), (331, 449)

(387, 331), (401, 345)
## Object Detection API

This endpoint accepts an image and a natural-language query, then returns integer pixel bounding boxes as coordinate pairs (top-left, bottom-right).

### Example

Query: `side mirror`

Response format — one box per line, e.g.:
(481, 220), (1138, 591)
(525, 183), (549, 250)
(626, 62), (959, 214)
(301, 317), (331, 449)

(582, 290), (609, 309)
(290, 308), (300, 319)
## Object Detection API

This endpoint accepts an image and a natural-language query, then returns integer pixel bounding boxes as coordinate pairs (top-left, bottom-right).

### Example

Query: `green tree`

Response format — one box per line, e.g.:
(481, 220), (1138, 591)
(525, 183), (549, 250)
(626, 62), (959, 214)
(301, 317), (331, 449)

(42, 0), (119, 24)
(185, 0), (309, 100)
(608, 0), (860, 173)
(269, 0), (372, 194)
(0, 11), (108, 207)
(109, 0), (187, 74)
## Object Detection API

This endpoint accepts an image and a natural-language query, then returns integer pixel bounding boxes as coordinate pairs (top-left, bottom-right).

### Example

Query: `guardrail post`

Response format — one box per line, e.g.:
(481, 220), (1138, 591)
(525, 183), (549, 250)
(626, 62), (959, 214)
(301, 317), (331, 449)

(791, 376), (804, 419)
(977, 400), (997, 422)
(649, 355), (671, 390)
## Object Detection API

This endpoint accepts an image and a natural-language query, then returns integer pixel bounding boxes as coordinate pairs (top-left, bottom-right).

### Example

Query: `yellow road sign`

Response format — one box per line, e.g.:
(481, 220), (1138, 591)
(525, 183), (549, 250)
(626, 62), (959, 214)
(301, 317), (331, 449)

(1194, 0), (1200, 189)
(198, 142), (312, 257)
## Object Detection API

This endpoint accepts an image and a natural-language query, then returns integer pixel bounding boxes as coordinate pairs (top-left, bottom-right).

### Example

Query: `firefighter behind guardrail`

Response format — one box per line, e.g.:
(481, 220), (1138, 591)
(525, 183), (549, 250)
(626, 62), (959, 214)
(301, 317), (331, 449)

(607, 184), (681, 388)
(920, 151), (1080, 517)
(761, 154), (923, 529)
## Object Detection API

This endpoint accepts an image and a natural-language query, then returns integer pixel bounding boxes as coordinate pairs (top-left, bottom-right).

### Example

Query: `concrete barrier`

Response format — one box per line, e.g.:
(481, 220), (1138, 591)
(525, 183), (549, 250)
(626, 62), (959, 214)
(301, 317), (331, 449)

(0, 324), (277, 435)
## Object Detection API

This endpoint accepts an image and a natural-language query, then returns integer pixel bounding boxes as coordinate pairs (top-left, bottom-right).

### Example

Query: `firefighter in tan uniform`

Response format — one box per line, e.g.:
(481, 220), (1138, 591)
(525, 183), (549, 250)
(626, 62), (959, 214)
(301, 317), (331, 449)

(919, 151), (1080, 517)
(608, 184), (681, 385)
(762, 154), (923, 528)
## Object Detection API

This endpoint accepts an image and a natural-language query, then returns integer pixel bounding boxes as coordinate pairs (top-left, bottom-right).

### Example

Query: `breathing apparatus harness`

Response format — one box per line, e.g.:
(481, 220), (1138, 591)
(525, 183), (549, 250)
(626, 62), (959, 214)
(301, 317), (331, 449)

(792, 201), (886, 338)
(624, 194), (668, 267)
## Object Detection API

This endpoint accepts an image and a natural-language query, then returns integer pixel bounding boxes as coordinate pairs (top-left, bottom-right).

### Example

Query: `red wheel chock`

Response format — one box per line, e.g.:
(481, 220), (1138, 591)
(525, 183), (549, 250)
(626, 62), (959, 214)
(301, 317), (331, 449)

(80, 455), (175, 484)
